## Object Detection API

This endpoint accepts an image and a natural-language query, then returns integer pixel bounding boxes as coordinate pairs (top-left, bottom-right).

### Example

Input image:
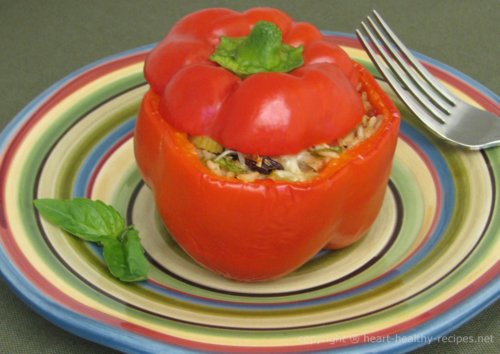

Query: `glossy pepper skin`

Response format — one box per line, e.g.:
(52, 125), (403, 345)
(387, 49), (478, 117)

(135, 8), (400, 281)
(145, 7), (365, 156)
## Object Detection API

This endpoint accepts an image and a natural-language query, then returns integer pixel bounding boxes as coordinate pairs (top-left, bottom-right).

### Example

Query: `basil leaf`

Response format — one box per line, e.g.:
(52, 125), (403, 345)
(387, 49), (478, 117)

(33, 198), (125, 242)
(34, 198), (148, 282)
(102, 228), (149, 282)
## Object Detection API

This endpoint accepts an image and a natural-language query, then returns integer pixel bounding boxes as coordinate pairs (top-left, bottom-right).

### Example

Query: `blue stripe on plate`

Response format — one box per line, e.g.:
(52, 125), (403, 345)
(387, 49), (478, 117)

(73, 118), (136, 198)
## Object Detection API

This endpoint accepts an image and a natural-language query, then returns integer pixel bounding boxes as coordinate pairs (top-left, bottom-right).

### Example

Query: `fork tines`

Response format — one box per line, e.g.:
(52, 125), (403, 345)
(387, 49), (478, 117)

(356, 10), (457, 124)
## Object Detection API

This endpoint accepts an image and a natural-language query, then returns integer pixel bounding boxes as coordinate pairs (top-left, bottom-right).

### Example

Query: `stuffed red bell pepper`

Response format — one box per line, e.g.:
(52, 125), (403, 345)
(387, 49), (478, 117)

(134, 7), (400, 281)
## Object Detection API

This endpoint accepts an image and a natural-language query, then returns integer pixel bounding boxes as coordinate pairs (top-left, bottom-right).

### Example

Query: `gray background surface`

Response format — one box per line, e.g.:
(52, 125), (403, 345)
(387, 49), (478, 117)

(0, 1), (498, 353)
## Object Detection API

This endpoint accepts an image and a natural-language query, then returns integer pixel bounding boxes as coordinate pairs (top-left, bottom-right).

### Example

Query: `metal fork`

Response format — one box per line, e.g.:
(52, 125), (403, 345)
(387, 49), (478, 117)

(356, 10), (500, 150)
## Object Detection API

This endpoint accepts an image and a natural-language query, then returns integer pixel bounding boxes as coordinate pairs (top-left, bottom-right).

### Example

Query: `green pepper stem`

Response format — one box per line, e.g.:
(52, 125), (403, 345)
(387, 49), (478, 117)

(210, 21), (303, 76)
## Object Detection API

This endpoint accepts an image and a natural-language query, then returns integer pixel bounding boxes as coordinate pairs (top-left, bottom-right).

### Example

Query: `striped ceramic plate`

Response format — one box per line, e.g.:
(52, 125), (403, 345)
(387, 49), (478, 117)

(0, 33), (498, 353)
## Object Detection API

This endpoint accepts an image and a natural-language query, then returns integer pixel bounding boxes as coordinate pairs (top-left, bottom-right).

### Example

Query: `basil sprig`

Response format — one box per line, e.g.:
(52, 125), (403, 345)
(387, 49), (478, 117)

(34, 198), (149, 282)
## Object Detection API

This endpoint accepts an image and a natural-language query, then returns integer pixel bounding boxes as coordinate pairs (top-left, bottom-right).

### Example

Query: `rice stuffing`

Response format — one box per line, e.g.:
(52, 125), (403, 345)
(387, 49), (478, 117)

(191, 90), (382, 182)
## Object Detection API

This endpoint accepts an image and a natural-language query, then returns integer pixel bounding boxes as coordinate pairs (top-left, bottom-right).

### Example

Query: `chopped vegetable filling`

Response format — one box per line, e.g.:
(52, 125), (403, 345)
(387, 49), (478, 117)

(191, 90), (382, 182)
